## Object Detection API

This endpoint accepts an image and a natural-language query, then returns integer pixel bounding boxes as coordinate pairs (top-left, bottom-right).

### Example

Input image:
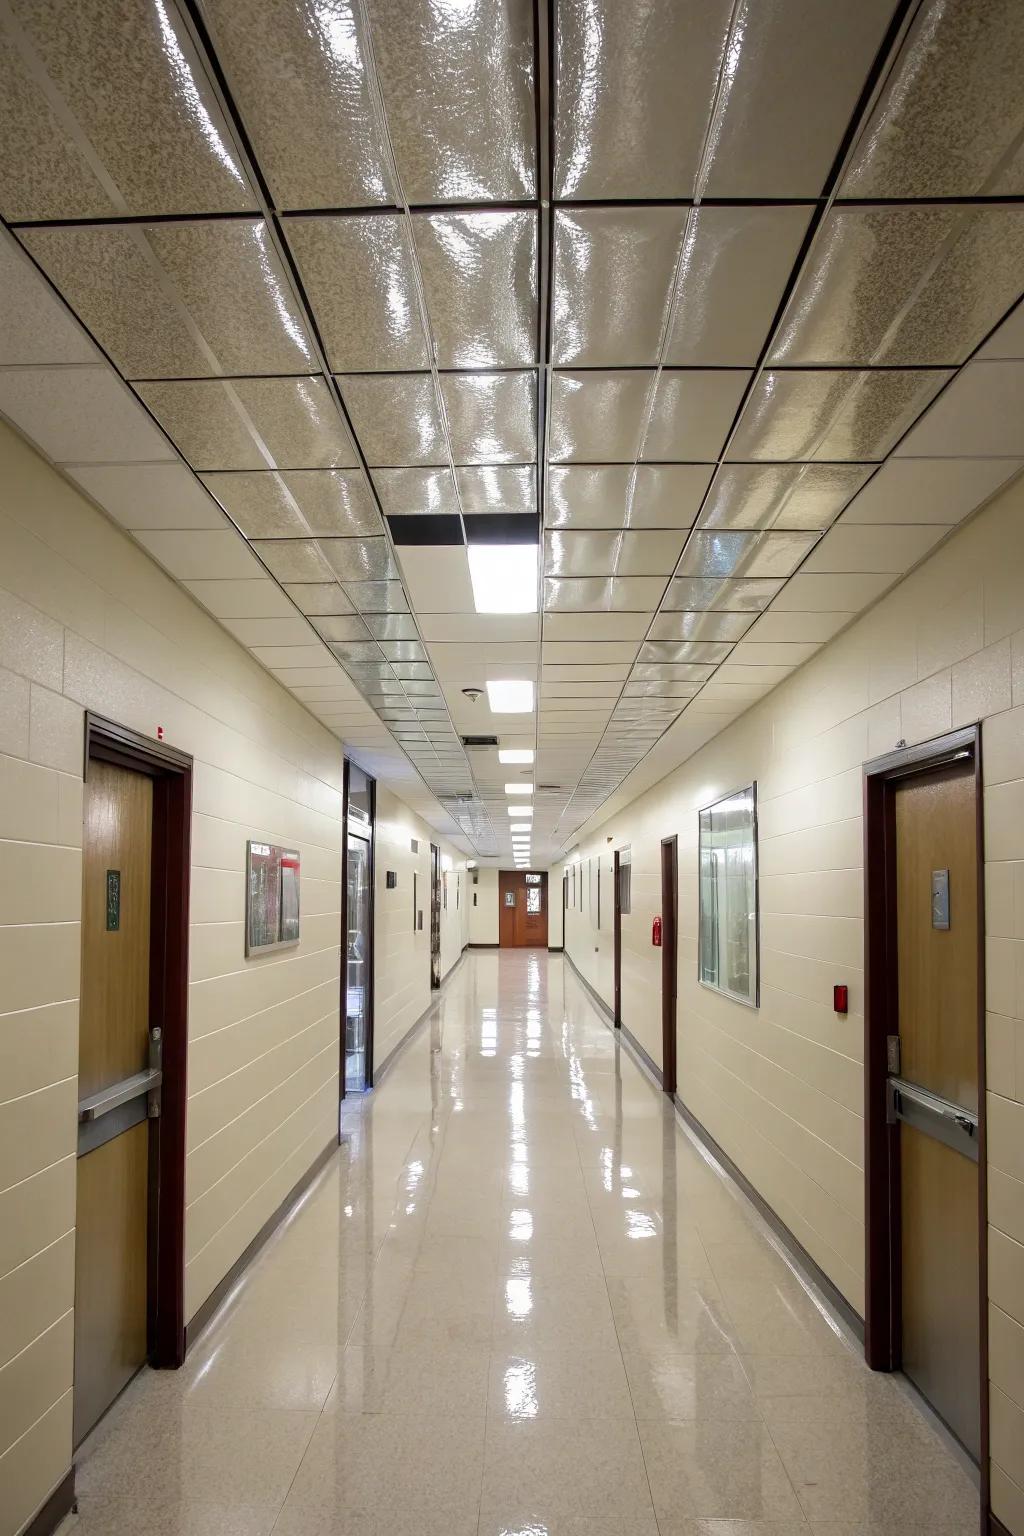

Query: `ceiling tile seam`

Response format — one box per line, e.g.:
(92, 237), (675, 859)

(532, 0), (554, 802)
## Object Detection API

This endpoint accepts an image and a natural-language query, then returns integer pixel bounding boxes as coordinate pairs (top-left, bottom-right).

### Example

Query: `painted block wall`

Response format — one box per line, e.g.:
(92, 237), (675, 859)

(563, 469), (1024, 1532)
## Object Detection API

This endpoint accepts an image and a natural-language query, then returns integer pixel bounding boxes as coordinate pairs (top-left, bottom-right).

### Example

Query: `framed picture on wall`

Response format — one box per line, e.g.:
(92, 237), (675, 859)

(245, 841), (300, 956)
(698, 785), (759, 1007)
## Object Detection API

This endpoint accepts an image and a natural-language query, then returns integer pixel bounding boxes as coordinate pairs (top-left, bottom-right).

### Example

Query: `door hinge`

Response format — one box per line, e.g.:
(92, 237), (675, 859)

(886, 1035), (901, 1075)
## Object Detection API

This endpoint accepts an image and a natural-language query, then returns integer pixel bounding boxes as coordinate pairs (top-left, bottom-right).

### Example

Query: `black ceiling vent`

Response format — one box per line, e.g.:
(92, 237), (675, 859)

(461, 734), (499, 749)
(538, 783), (562, 791)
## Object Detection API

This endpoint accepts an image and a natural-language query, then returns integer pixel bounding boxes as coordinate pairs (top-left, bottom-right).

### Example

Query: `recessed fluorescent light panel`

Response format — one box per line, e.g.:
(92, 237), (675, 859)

(507, 805), (533, 815)
(499, 749), (534, 765)
(510, 823), (532, 832)
(468, 544), (537, 614)
(504, 783), (533, 795)
(486, 679), (534, 713)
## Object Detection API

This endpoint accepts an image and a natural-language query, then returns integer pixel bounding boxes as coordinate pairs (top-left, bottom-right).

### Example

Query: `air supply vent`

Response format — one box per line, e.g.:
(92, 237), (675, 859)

(538, 784), (562, 791)
(460, 735), (499, 749)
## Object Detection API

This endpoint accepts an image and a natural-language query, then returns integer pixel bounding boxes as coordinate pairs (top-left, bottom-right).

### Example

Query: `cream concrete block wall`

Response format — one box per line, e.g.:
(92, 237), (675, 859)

(563, 469), (1024, 1533)
(372, 788), (467, 1073)
(469, 868), (499, 944)
(0, 424), (346, 1536)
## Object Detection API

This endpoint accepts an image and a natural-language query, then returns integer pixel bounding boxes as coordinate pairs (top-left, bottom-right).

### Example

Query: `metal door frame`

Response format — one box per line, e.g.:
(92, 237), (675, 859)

(661, 835), (678, 1096)
(83, 714), (192, 1372)
(613, 850), (622, 1027)
(430, 842), (441, 986)
(863, 724), (987, 1513)
(340, 761), (376, 1098)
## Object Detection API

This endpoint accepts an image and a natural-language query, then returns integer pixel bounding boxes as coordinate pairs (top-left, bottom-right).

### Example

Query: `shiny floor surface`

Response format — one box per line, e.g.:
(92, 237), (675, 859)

(70, 953), (978, 1535)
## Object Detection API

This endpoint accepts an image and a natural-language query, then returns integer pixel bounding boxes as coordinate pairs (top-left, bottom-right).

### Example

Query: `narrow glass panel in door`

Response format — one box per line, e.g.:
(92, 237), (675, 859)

(345, 835), (371, 1091)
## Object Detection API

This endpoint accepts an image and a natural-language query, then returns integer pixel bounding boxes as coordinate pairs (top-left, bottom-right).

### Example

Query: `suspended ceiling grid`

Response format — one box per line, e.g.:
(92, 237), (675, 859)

(0, 0), (1022, 867)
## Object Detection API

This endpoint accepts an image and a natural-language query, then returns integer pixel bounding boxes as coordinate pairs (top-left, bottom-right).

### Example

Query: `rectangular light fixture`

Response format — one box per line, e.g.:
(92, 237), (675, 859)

(507, 805), (533, 816)
(504, 782), (533, 795)
(486, 679), (534, 713)
(499, 748), (534, 765)
(509, 822), (532, 832)
(468, 543), (537, 614)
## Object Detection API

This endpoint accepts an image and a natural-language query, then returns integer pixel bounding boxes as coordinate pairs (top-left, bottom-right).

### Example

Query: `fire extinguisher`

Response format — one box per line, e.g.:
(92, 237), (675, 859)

(652, 915), (662, 947)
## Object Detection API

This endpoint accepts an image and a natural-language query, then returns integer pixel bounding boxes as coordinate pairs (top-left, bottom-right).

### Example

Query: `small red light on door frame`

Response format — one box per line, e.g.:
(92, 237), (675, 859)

(833, 983), (848, 1014)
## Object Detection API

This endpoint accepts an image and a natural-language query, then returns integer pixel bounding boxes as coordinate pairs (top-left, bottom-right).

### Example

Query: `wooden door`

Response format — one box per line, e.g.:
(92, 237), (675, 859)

(498, 871), (547, 946)
(661, 836), (678, 1096)
(892, 761), (980, 1457)
(75, 761), (154, 1443)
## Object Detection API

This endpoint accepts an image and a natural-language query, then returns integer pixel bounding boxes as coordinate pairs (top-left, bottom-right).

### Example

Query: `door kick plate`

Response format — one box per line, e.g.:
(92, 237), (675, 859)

(886, 1076), (978, 1162)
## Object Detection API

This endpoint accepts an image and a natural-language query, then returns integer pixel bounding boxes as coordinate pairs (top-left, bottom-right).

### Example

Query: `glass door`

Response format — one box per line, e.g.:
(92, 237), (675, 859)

(345, 833), (371, 1092)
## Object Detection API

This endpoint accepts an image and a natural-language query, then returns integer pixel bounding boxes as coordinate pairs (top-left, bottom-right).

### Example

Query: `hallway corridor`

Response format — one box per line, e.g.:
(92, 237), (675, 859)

(69, 953), (978, 1535)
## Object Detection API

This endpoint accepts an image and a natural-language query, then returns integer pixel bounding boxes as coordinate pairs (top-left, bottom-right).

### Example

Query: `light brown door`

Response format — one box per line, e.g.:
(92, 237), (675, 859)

(75, 761), (155, 1443)
(891, 762), (980, 1457)
(498, 871), (547, 946)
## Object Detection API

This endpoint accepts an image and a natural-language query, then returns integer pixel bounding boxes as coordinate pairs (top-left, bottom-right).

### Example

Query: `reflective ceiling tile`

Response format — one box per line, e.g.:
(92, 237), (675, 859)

(138, 377), (359, 470)
(413, 210), (537, 367)
(548, 370), (646, 462)
(440, 372), (537, 464)
(648, 609), (756, 640)
(338, 373), (445, 466)
(379, 641), (426, 663)
(840, 0), (1024, 198)
(345, 661), (396, 682)
(547, 464), (713, 530)
(631, 663), (716, 682)
(663, 577), (784, 612)
(842, 458), (1022, 525)
(393, 662), (435, 681)
(622, 681), (700, 698)
(284, 215), (428, 372)
(201, 470), (381, 538)
(366, 0), (535, 201)
(551, 206), (685, 366)
(544, 576), (668, 611)
(201, 0), (394, 207)
(552, 0), (734, 198)
(639, 641), (733, 665)
(364, 613), (420, 640)
(726, 369), (952, 462)
(770, 205), (1024, 368)
(70, 462), (224, 531)
(320, 536), (397, 582)
(251, 538), (335, 583)
(662, 206), (811, 366)
(677, 529), (819, 580)
(0, 365), (174, 464)
(0, 231), (97, 364)
(644, 371), (751, 460)
(312, 615), (372, 643)
(344, 580), (410, 612)
(282, 582), (353, 615)
(455, 465), (537, 515)
(700, 463), (871, 532)
(0, 0), (255, 220)
(372, 467), (459, 517)
(544, 529), (686, 578)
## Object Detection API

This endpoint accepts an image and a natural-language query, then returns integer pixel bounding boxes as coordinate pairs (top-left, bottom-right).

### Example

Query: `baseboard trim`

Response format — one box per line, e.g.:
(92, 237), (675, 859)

(467, 942), (500, 949)
(547, 944), (564, 952)
(673, 1095), (866, 1343)
(562, 949), (664, 1087)
(562, 948), (615, 1024)
(184, 1136), (337, 1353)
(372, 947), (468, 1088)
(621, 1019), (663, 1086)
(23, 1466), (75, 1536)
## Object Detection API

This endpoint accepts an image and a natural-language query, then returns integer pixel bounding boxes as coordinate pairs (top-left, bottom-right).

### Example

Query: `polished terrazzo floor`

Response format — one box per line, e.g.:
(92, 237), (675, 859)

(70, 951), (979, 1535)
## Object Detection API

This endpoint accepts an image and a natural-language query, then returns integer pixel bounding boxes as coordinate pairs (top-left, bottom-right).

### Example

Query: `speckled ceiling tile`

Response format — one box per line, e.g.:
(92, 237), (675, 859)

(139, 376), (359, 470)
(727, 369), (953, 463)
(201, 470), (382, 539)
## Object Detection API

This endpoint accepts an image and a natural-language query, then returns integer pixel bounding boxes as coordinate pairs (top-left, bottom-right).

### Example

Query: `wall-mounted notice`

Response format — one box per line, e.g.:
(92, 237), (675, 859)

(246, 841), (300, 956)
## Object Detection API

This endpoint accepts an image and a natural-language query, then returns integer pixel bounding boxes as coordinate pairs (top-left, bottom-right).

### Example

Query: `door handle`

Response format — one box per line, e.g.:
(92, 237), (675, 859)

(78, 1068), (163, 1122)
(886, 1076), (978, 1162)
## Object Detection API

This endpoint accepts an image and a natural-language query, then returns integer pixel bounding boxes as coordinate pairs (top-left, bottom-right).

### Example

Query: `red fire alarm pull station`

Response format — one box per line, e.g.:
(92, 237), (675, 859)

(652, 915), (662, 947)
(833, 984), (848, 1015)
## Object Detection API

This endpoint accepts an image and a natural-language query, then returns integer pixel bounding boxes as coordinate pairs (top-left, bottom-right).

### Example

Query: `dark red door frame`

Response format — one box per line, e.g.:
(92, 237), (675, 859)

(660, 835), (678, 1096)
(84, 714), (192, 1370)
(612, 850), (622, 1027)
(863, 724), (988, 1523)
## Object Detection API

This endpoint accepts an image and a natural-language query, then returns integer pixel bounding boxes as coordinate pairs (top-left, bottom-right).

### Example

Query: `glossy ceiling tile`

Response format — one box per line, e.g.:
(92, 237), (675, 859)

(201, 469), (380, 538)
(700, 463), (870, 531)
(285, 215), (427, 372)
(544, 530), (685, 578)
(372, 468), (459, 518)
(364, 614), (420, 641)
(201, 0), (395, 207)
(644, 371), (751, 461)
(552, 0), (895, 199)
(548, 371), (647, 462)
(251, 538), (336, 583)
(0, 0), (256, 220)
(414, 211), (537, 368)
(771, 205), (1024, 367)
(440, 372), (536, 465)
(365, 0), (535, 202)
(320, 537), (397, 582)
(311, 615), (372, 643)
(726, 369), (952, 462)
(283, 582), (353, 615)
(547, 465), (713, 530)
(455, 466), (536, 516)
(678, 529), (818, 580)
(22, 219), (313, 379)
(639, 641), (733, 665)
(631, 662), (714, 683)
(840, 0), (1024, 197)
(344, 580), (410, 613)
(663, 577), (784, 612)
(663, 207), (811, 366)
(648, 610), (754, 644)
(551, 207), (683, 366)
(338, 374), (445, 465)
(544, 577), (668, 612)
(138, 376), (358, 470)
